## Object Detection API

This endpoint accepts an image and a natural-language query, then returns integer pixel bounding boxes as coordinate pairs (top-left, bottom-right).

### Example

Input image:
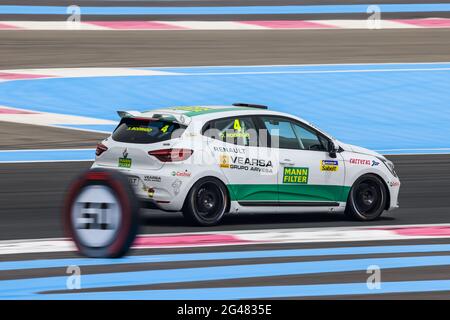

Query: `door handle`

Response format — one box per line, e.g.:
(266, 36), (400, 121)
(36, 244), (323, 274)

(280, 159), (295, 165)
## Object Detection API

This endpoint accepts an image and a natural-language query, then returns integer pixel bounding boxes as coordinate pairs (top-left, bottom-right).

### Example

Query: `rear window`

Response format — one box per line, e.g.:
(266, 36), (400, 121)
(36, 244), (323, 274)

(112, 118), (186, 144)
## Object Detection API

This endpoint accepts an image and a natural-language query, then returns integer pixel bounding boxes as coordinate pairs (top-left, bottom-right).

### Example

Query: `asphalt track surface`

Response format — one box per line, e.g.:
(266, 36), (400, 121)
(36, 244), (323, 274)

(1, 27), (450, 299)
(2, 29), (450, 69)
(1, 153), (449, 240)
(0, 121), (108, 150)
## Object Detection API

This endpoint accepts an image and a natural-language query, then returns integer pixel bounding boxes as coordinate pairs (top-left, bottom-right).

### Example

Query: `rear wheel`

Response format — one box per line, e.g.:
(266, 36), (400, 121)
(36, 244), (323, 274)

(345, 174), (387, 221)
(183, 177), (228, 226)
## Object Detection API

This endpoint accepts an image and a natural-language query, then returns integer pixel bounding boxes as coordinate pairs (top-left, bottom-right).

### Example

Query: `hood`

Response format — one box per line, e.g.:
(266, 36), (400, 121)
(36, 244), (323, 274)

(336, 140), (385, 159)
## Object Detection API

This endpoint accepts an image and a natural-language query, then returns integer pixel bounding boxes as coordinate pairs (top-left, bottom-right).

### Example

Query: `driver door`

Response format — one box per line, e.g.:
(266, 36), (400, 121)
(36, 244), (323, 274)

(259, 116), (346, 205)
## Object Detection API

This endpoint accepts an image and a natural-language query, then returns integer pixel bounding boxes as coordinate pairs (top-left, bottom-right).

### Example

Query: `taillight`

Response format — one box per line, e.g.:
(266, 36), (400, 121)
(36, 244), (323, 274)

(148, 149), (193, 162)
(95, 143), (108, 156)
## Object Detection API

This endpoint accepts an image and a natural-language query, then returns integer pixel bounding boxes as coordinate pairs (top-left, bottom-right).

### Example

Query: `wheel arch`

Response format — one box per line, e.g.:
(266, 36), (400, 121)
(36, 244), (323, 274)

(347, 172), (391, 211)
(182, 175), (231, 213)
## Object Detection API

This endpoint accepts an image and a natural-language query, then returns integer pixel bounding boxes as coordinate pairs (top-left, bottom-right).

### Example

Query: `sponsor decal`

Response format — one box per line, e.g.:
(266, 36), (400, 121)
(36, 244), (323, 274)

(217, 151), (273, 173)
(172, 179), (182, 195)
(350, 158), (371, 166)
(128, 176), (139, 186)
(118, 148), (132, 168)
(171, 170), (191, 177)
(127, 127), (152, 133)
(147, 187), (155, 198)
(231, 156), (272, 168)
(390, 181), (400, 187)
(220, 131), (250, 139)
(283, 167), (309, 184)
(220, 119), (253, 139)
(144, 175), (161, 183)
(321, 160), (339, 172)
(219, 153), (273, 173)
(213, 146), (245, 154)
(228, 156), (273, 173)
(160, 125), (170, 133)
(219, 153), (230, 168)
(350, 158), (380, 166)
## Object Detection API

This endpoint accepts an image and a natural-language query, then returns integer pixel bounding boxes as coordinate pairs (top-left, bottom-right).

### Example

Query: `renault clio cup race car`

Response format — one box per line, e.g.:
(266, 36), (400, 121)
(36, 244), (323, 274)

(91, 103), (400, 226)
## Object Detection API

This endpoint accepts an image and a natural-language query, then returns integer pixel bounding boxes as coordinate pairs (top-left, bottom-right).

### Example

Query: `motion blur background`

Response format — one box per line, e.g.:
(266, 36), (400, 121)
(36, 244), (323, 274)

(1, 0), (450, 299)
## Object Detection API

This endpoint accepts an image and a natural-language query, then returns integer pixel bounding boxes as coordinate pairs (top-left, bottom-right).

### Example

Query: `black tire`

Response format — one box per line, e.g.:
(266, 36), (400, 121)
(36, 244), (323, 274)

(183, 177), (229, 226)
(345, 174), (387, 221)
(63, 168), (140, 258)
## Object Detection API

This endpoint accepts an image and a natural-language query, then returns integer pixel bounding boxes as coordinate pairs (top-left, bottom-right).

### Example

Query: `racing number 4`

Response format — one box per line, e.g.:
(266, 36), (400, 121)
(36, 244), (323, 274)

(233, 119), (242, 131)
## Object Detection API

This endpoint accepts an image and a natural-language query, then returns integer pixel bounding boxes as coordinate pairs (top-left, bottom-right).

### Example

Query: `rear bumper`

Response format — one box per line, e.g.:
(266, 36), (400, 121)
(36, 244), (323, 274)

(91, 163), (191, 211)
(140, 199), (160, 210)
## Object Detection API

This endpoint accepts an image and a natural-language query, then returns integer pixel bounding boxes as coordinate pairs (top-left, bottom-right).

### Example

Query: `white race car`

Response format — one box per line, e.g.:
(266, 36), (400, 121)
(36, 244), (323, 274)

(92, 103), (400, 226)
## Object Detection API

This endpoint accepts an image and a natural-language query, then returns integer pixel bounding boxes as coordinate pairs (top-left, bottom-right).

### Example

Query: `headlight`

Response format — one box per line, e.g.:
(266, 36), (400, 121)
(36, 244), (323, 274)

(378, 157), (397, 177)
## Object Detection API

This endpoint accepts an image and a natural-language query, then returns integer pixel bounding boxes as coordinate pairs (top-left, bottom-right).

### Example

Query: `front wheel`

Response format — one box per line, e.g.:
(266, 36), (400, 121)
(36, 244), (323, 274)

(183, 177), (228, 226)
(345, 174), (387, 221)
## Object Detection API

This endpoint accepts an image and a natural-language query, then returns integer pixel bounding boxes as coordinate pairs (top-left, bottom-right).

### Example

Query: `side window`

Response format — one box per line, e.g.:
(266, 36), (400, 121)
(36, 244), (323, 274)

(204, 117), (258, 147)
(261, 117), (302, 150)
(292, 123), (328, 151)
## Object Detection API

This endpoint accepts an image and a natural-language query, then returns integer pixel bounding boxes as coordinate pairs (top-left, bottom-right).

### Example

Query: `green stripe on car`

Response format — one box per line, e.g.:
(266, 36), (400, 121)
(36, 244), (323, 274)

(227, 184), (351, 203)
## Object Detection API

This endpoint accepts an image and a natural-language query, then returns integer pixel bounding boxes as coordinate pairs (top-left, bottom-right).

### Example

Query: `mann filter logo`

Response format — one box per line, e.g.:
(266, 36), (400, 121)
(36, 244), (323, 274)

(118, 148), (132, 168)
(219, 153), (230, 168)
(283, 167), (309, 184)
(321, 160), (339, 172)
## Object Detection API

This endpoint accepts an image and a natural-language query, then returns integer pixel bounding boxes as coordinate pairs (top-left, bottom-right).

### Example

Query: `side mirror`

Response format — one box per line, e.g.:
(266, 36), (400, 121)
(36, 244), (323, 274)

(328, 141), (338, 158)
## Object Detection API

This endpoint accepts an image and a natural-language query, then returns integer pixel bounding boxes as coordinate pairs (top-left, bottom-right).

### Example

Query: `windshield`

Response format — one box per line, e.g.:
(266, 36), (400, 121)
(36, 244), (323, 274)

(112, 118), (186, 144)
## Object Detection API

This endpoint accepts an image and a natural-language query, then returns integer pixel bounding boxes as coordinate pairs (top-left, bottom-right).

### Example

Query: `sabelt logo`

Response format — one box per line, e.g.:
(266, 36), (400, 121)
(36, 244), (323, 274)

(321, 160), (338, 172)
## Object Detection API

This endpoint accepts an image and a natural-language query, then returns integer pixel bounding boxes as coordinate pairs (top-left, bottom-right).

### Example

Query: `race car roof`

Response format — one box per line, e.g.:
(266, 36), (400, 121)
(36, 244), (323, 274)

(117, 105), (333, 139)
(143, 106), (256, 117)
(117, 105), (259, 125)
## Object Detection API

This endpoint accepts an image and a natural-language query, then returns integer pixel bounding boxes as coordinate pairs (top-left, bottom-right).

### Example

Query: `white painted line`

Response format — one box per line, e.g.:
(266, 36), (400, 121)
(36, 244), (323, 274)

(0, 239), (76, 255)
(322, 19), (420, 29)
(3, 21), (111, 31)
(132, 61), (450, 69)
(167, 21), (269, 30)
(1, 223), (450, 255)
(175, 67), (450, 76)
(0, 19), (449, 31)
(1, 67), (181, 78)
(0, 105), (117, 134)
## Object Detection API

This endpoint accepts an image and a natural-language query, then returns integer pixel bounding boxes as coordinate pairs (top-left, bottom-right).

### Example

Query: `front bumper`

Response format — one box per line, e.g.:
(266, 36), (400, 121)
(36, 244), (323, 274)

(386, 177), (401, 210)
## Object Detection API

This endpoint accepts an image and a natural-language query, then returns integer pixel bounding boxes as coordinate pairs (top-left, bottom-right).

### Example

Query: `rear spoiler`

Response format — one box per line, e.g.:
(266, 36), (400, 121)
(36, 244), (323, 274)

(117, 110), (191, 126)
(117, 110), (141, 119)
